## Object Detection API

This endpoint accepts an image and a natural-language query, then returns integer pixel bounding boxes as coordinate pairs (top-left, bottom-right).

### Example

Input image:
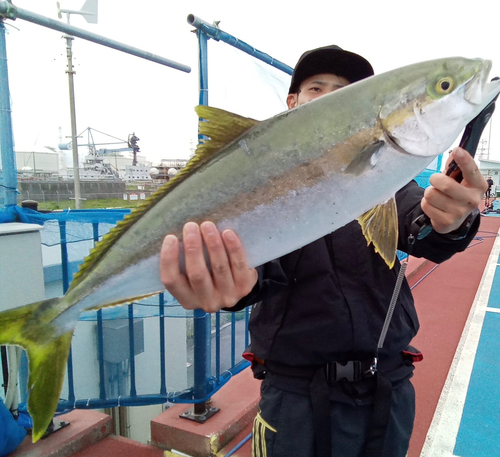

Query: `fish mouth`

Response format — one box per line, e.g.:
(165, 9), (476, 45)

(464, 61), (491, 105)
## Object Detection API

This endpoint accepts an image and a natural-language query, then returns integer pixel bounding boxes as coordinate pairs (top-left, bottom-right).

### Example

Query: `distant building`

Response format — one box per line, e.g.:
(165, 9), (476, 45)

(150, 158), (189, 181)
(16, 150), (59, 179)
(479, 158), (500, 195)
(124, 164), (153, 181)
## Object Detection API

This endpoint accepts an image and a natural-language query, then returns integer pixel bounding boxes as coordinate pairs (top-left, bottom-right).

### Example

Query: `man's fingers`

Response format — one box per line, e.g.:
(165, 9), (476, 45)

(420, 196), (458, 233)
(424, 147), (485, 234)
(160, 223), (256, 312)
(201, 222), (236, 302)
(160, 234), (181, 285)
(183, 222), (214, 296)
(424, 178), (470, 210)
(222, 229), (258, 297)
(160, 234), (197, 308)
(450, 147), (488, 191)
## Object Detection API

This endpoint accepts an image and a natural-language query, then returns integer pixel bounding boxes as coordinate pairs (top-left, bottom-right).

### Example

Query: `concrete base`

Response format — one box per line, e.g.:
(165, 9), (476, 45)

(406, 255), (430, 282)
(10, 410), (112, 457)
(151, 368), (261, 457)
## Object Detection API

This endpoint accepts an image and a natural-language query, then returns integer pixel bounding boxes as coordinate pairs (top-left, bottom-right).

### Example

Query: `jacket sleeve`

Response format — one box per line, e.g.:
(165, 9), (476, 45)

(396, 180), (480, 263)
(228, 258), (289, 311)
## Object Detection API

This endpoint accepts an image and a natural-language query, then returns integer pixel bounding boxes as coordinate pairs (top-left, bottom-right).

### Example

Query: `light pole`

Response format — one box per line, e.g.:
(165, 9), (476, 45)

(64, 33), (81, 208)
(59, 0), (98, 209)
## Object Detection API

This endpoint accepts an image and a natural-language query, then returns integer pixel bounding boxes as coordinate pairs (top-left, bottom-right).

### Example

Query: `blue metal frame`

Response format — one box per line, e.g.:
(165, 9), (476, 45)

(0, 20), (17, 207)
(188, 14), (293, 76)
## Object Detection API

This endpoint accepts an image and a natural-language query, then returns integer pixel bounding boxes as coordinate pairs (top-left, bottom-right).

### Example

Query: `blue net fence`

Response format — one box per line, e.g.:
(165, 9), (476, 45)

(0, 205), (250, 418)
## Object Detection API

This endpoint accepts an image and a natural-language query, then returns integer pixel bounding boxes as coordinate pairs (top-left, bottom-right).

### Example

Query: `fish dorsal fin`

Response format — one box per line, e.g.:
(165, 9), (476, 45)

(357, 197), (398, 269)
(195, 105), (260, 156)
(68, 106), (258, 292)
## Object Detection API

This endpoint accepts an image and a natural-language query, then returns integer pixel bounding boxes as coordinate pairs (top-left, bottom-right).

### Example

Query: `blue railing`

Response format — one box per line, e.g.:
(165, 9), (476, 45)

(1, 206), (251, 414)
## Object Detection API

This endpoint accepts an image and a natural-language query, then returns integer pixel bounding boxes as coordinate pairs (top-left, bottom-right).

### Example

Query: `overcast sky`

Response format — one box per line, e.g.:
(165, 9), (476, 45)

(4, 0), (500, 166)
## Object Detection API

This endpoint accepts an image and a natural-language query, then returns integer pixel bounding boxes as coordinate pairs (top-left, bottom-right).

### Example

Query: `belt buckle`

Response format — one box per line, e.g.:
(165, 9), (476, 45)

(325, 358), (378, 384)
(325, 360), (362, 384)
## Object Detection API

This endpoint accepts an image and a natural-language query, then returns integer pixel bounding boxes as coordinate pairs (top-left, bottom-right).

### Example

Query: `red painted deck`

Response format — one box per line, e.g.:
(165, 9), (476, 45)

(408, 213), (500, 457)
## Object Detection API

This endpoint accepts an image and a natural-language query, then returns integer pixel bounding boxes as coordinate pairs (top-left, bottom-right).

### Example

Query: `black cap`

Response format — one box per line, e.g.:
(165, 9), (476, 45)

(288, 45), (374, 94)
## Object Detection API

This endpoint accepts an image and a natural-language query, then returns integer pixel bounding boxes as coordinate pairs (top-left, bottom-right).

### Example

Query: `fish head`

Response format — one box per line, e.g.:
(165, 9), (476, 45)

(381, 57), (500, 157)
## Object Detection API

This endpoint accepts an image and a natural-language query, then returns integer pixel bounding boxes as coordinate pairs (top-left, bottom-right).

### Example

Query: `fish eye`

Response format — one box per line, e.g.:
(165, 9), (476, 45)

(435, 77), (454, 95)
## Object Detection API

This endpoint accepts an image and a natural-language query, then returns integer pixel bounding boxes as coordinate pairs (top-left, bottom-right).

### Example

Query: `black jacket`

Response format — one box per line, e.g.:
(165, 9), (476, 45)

(233, 180), (479, 381)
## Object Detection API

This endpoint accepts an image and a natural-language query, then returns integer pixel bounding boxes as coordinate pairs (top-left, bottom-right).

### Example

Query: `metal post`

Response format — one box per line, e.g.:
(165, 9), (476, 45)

(192, 29), (212, 417)
(215, 311), (221, 380)
(128, 304), (137, 398)
(92, 224), (107, 400)
(198, 31), (209, 107)
(179, 28), (219, 423)
(231, 313), (236, 367)
(65, 35), (81, 209)
(0, 20), (17, 207)
(58, 220), (76, 407)
(97, 309), (106, 400)
(159, 293), (167, 396)
(59, 220), (70, 293)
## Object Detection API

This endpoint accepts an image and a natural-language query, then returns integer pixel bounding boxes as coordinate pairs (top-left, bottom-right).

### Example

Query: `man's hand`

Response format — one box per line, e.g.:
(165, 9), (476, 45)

(160, 221), (258, 313)
(421, 147), (487, 234)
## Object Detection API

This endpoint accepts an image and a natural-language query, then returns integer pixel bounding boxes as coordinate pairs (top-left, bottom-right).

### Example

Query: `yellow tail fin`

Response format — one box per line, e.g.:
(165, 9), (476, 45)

(0, 298), (74, 442)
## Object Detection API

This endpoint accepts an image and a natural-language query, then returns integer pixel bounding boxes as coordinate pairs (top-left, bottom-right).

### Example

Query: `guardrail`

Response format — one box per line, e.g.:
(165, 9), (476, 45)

(1, 207), (251, 425)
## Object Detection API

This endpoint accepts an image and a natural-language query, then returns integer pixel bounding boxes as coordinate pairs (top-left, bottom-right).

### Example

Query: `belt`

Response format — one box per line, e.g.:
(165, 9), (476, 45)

(253, 357), (391, 457)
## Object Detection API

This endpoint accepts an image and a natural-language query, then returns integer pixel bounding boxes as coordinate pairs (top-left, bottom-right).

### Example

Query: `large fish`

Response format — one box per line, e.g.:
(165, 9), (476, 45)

(1, 57), (500, 441)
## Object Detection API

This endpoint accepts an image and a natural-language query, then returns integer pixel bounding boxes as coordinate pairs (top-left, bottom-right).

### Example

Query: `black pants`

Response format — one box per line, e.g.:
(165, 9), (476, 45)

(252, 374), (415, 457)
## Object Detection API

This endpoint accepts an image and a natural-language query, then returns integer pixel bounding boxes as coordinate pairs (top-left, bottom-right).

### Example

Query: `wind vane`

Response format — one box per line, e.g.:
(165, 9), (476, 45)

(57, 0), (97, 24)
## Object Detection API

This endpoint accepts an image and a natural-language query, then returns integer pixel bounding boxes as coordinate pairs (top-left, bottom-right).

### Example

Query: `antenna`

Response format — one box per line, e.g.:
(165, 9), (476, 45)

(57, 0), (98, 24)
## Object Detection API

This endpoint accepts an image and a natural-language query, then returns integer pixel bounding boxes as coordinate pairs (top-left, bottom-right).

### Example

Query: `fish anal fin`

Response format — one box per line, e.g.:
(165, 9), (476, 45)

(83, 291), (164, 312)
(357, 197), (398, 268)
(195, 105), (260, 157)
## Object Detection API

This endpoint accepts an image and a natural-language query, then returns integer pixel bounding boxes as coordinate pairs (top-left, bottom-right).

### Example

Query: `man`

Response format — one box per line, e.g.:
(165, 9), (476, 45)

(486, 176), (494, 200)
(160, 46), (486, 457)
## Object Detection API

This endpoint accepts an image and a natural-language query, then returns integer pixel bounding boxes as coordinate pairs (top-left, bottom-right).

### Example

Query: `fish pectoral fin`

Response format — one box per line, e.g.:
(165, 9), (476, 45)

(195, 105), (260, 156)
(0, 298), (75, 442)
(345, 140), (384, 175)
(357, 197), (398, 269)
